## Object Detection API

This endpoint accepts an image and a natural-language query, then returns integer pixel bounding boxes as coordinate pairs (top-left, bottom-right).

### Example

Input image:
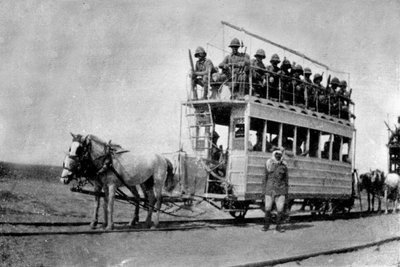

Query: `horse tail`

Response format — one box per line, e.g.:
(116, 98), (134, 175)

(164, 158), (175, 192)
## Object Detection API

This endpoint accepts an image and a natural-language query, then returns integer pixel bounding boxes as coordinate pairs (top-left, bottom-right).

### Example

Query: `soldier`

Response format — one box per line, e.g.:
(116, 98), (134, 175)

(192, 46), (216, 100)
(266, 54), (281, 101)
(303, 68), (315, 110)
(338, 80), (350, 119)
(263, 148), (289, 232)
(292, 64), (305, 107)
(250, 49), (267, 98)
(219, 38), (250, 99)
(313, 73), (326, 113)
(280, 58), (293, 104)
(330, 77), (340, 117)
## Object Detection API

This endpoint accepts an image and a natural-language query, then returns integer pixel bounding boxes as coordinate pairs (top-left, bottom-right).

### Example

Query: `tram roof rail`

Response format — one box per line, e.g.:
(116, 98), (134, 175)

(221, 21), (349, 75)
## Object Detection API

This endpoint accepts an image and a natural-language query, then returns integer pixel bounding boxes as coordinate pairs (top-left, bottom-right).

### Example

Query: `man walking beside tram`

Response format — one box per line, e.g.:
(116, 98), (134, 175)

(219, 38), (250, 99)
(263, 148), (289, 232)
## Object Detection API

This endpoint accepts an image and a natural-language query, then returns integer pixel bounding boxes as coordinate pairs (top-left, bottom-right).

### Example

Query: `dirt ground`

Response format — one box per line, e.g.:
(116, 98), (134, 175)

(1, 162), (400, 267)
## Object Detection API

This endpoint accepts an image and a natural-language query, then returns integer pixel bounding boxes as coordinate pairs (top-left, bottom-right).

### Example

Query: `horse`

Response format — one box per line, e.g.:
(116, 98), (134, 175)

(383, 173), (400, 214)
(359, 169), (385, 212)
(61, 133), (178, 230)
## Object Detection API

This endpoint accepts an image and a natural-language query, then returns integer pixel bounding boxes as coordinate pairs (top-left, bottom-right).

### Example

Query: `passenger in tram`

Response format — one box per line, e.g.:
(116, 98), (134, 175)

(329, 77), (341, 117)
(191, 46), (216, 100)
(219, 38), (250, 99)
(279, 58), (293, 104)
(266, 54), (281, 101)
(303, 67), (316, 110)
(211, 131), (221, 161)
(314, 73), (328, 115)
(263, 147), (289, 232)
(337, 80), (351, 120)
(292, 64), (305, 107)
(250, 49), (267, 98)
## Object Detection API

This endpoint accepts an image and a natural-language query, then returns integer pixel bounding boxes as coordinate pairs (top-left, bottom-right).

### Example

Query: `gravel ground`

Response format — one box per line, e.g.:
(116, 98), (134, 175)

(1, 162), (400, 267)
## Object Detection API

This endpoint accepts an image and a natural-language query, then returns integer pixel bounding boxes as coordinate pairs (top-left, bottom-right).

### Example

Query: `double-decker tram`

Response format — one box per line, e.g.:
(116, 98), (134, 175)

(179, 22), (357, 218)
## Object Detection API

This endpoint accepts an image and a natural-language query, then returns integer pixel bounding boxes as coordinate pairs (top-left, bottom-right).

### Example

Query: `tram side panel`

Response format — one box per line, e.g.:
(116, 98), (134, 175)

(246, 153), (353, 200)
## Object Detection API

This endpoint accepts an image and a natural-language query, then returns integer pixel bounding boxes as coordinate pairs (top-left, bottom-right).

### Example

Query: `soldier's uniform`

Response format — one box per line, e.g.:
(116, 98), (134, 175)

(329, 77), (340, 117)
(303, 68), (315, 110)
(337, 80), (350, 120)
(219, 38), (250, 99)
(250, 49), (267, 98)
(266, 54), (281, 101)
(292, 65), (305, 107)
(313, 73), (327, 114)
(279, 58), (293, 104)
(192, 46), (216, 100)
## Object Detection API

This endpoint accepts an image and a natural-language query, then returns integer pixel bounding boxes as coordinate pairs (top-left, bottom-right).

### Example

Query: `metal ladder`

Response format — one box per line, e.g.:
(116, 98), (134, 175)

(186, 102), (223, 195)
(185, 102), (214, 159)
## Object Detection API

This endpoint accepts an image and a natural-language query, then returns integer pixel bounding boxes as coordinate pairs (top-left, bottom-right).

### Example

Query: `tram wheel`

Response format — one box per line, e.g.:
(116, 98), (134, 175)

(229, 209), (248, 219)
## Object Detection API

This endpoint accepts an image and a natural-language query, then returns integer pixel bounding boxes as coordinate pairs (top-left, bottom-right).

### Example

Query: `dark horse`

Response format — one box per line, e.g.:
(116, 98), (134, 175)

(61, 133), (177, 229)
(359, 169), (385, 212)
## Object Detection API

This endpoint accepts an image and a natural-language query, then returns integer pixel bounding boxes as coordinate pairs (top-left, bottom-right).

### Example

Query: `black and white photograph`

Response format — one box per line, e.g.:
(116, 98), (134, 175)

(1, 1), (400, 266)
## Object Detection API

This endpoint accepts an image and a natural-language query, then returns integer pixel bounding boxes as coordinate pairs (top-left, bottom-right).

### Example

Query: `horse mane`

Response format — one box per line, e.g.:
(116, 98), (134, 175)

(86, 134), (123, 150)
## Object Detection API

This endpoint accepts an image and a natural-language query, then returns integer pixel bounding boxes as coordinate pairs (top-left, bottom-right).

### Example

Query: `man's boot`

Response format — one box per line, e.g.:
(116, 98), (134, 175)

(275, 212), (285, 233)
(262, 211), (271, 231)
(202, 86), (208, 100)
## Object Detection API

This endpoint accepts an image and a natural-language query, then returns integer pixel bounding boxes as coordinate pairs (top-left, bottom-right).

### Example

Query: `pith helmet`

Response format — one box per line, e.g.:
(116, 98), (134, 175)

(340, 80), (347, 87)
(270, 53), (281, 63)
(294, 64), (303, 74)
(229, 38), (241, 48)
(331, 77), (340, 85)
(254, 49), (266, 59)
(281, 58), (291, 67)
(313, 73), (323, 82)
(304, 67), (312, 75)
(194, 46), (206, 58)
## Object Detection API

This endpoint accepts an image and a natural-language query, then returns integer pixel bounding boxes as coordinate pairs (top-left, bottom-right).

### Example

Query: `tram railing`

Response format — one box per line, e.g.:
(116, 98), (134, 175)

(188, 63), (354, 121)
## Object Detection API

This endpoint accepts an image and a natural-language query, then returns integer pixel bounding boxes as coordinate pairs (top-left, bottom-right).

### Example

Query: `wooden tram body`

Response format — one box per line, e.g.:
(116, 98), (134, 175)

(183, 95), (355, 214)
(181, 22), (357, 215)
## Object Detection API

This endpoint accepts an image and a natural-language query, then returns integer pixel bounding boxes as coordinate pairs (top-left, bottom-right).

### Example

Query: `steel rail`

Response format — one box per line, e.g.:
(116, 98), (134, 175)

(0, 210), (389, 237)
(231, 236), (400, 267)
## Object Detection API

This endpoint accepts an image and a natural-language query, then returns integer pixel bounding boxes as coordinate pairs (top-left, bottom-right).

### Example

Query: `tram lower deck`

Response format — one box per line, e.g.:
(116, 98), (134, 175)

(182, 96), (356, 210)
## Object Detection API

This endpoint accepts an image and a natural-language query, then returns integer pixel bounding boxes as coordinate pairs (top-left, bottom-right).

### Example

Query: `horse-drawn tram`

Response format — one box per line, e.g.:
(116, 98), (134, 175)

(181, 21), (357, 217)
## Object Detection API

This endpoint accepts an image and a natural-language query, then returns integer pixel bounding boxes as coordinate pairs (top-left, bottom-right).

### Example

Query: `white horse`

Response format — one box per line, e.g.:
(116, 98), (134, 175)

(61, 133), (178, 230)
(384, 173), (400, 214)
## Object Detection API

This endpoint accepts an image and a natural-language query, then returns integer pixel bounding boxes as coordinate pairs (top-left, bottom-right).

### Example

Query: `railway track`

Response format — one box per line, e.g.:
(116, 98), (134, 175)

(0, 210), (391, 237)
(232, 236), (400, 267)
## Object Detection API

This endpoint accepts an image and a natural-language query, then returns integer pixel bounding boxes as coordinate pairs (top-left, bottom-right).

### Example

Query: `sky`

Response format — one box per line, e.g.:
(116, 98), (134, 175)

(0, 0), (399, 173)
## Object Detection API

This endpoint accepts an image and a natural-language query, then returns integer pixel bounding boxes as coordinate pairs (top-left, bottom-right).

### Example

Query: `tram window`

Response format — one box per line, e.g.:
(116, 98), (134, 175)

(250, 117), (265, 152)
(267, 120), (280, 151)
(233, 118), (245, 150)
(282, 124), (294, 152)
(342, 137), (351, 163)
(320, 132), (331, 159)
(332, 135), (341, 161)
(309, 130), (319, 158)
(296, 127), (307, 156)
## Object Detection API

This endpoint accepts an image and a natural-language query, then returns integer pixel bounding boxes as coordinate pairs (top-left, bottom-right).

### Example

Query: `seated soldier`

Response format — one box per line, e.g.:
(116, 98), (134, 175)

(250, 49), (267, 98)
(279, 58), (293, 103)
(291, 64), (305, 107)
(266, 54), (281, 101)
(192, 46), (216, 100)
